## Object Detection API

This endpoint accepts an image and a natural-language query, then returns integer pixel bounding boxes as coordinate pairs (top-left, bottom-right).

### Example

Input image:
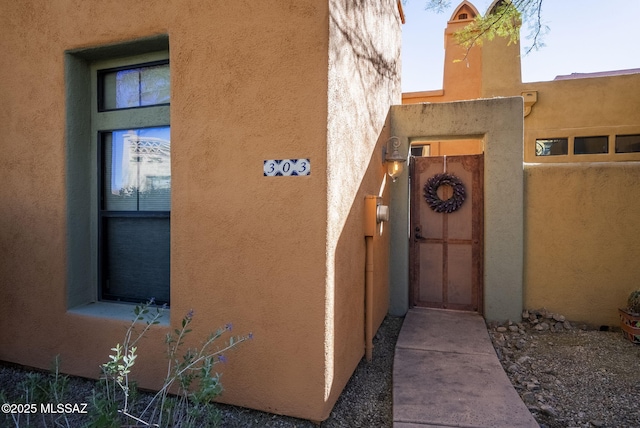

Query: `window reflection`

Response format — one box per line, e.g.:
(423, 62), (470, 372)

(103, 126), (171, 211)
(100, 62), (170, 110)
(535, 138), (568, 156)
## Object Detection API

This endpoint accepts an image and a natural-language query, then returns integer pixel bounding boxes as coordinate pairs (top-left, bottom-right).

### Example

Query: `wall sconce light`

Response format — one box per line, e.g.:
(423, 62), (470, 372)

(383, 136), (406, 182)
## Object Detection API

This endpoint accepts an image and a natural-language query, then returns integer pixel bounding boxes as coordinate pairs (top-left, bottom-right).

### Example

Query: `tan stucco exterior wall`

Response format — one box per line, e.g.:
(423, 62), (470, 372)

(525, 163), (640, 327)
(324, 0), (401, 415)
(402, 1), (640, 326)
(0, 0), (400, 422)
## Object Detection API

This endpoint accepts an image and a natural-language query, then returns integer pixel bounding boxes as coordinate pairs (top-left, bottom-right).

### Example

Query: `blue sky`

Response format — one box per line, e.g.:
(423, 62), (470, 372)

(402, 0), (640, 92)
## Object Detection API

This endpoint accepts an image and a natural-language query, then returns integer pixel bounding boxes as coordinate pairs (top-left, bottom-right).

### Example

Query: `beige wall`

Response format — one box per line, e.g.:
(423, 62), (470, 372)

(525, 163), (640, 327)
(402, 0), (640, 327)
(324, 0), (401, 416)
(0, 0), (400, 422)
(522, 75), (640, 163)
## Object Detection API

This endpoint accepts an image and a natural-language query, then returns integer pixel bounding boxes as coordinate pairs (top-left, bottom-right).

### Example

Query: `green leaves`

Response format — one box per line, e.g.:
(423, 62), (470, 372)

(413, 0), (548, 57)
(96, 299), (252, 427)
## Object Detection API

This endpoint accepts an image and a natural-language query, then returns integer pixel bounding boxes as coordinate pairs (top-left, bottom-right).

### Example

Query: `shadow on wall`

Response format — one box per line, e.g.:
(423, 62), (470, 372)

(329, 0), (401, 131)
(326, 113), (392, 420)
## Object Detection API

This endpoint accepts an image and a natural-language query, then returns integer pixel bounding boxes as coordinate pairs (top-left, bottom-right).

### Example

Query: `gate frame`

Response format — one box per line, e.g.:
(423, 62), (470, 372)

(409, 154), (484, 313)
(388, 98), (524, 321)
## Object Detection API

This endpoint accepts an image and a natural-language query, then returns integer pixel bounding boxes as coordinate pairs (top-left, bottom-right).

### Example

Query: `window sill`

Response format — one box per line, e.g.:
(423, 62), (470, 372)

(67, 301), (169, 325)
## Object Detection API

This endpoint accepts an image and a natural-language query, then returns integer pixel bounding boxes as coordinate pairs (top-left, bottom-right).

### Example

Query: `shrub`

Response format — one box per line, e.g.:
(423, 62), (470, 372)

(627, 290), (640, 314)
(92, 300), (252, 428)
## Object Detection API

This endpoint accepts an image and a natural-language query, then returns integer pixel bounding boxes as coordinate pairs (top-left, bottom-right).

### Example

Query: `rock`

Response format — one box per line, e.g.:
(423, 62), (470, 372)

(508, 325), (519, 332)
(496, 326), (507, 333)
(590, 420), (605, 427)
(563, 321), (572, 330)
(515, 339), (527, 350)
(534, 322), (550, 331)
(539, 322), (550, 331)
(554, 322), (565, 331)
(521, 391), (536, 404)
(553, 313), (566, 322)
(539, 404), (557, 417)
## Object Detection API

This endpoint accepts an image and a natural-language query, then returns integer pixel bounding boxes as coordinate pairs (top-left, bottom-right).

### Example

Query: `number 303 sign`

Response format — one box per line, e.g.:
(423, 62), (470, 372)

(263, 159), (310, 176)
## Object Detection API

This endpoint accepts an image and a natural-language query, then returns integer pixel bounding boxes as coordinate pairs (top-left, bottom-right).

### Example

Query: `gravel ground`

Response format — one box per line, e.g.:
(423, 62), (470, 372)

(2, 311), (640, 428)
(488, 309), (640, 428)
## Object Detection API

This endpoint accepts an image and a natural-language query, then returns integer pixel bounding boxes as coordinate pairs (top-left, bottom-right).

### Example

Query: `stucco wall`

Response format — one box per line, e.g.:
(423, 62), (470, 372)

(521, 74), (640, 163)
(325, 0), (401, 417)
(0, 0), (400, 422)
(525, 163), (640, 327)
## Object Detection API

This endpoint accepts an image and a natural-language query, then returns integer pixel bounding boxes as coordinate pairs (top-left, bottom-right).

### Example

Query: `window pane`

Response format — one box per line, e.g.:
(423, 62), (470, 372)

(574, 136), (608, 154)
(411, 145), (430, 157)
(102, 217), (170, 304)
(615, 134), (640, 153)
(103, 127), (171, 211)
(100, 62), (169, 110)
(535, 138), (568, 156)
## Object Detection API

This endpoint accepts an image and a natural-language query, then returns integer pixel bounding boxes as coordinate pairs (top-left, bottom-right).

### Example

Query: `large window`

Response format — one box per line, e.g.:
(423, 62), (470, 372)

(66, 36), (170, 312)
(94, 56), (171, 305)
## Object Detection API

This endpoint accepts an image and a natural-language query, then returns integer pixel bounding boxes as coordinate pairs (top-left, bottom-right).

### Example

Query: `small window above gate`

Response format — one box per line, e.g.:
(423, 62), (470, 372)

(410, 138), (483, 157)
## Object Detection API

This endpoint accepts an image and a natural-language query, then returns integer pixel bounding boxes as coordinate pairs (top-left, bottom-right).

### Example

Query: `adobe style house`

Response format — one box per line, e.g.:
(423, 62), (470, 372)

(402, 1), (640, 328)
(0, 0), (404, 421)
(4, 0), (634, 421)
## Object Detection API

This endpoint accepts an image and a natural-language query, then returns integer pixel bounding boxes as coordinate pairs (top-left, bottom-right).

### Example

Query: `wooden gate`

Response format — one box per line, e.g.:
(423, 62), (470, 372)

(410, 155), (483, 313)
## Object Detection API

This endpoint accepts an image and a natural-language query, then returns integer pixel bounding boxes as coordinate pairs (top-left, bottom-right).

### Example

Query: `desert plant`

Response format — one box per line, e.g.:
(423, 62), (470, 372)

(2, 356), (72, 428)
(627, 289), (640, 314)
(93, 299), (252, 428)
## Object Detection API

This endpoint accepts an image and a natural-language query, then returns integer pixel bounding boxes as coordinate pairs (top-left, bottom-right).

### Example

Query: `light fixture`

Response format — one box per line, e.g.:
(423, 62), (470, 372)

(383, 136), (406, 182)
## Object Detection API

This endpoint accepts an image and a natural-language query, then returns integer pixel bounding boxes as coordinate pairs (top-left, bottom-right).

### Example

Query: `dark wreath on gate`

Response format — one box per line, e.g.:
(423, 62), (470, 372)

(423, 173), (466, 213)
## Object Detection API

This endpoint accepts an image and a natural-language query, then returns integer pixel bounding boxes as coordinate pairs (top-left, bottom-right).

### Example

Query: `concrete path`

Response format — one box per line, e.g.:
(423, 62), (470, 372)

(393, 308), (539, 427)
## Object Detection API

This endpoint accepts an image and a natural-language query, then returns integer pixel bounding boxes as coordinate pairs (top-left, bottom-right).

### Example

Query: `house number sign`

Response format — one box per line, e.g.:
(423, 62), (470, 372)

(263, 159), (310, 176)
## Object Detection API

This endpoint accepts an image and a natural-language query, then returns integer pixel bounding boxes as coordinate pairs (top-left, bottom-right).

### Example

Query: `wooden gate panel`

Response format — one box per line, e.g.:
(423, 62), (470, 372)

(448, 245), (472, 305)
(421, 243), (443, 304)
(410, 154), (483, 313)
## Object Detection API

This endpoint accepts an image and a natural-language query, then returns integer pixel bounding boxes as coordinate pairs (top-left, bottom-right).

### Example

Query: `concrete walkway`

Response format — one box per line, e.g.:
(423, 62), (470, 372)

(393, 308), (539, 427)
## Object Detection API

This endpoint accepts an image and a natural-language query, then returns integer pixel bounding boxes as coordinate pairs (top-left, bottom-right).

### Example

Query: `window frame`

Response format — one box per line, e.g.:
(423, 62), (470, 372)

(92, 53), (171, 305)
(96, 59), (170, 112)
(65, 36), (170, 313)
